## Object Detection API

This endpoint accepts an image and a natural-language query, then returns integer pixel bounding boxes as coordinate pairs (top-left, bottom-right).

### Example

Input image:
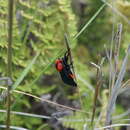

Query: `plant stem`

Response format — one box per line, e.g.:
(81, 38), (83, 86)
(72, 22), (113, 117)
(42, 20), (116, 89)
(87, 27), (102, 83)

(6, 0), (14, 129)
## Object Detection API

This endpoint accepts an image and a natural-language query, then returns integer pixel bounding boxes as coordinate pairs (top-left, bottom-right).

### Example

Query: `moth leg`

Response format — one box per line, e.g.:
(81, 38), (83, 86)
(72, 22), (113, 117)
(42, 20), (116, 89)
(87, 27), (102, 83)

(62, 51), (69, 65)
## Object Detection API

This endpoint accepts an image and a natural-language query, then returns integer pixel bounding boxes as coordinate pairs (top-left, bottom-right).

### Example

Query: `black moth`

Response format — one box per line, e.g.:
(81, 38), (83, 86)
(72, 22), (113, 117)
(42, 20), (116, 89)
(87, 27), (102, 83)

(55, 51), (77, 87)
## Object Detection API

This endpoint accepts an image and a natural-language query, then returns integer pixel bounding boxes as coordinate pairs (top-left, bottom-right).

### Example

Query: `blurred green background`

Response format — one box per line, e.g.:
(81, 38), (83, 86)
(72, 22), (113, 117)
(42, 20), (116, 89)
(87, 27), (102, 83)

(0, 0), (130, 129)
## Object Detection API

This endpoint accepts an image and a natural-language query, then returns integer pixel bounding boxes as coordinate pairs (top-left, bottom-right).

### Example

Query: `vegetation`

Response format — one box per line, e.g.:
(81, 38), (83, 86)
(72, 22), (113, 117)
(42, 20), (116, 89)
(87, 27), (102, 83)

(0, 0), (130, 130)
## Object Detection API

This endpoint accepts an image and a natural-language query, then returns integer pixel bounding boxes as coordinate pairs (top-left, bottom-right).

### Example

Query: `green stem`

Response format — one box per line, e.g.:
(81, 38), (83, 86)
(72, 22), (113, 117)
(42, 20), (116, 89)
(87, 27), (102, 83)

(6, 0), (14, 129)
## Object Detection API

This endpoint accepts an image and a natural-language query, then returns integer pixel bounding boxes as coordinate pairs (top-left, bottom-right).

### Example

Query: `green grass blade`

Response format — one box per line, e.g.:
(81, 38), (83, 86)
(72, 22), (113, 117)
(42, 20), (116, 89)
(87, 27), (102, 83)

(12, 52), (40, 90)
(73, 3), (106, 40)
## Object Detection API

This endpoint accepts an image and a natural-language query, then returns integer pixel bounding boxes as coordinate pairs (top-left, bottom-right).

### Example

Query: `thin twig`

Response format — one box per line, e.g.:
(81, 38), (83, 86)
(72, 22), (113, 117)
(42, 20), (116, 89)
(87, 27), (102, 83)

(91, 62), (103, 127)
(6, 0), (14, 129)
(0, 86), (88, 114)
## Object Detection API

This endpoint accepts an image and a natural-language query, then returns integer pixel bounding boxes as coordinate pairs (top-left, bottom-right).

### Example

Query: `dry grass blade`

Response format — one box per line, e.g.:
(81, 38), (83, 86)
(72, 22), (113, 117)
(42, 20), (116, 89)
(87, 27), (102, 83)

(0, 109), (51, 119)
(91, 76), (102, 126)
(114, 23), (122, 76)
(0, 86), (88, 114)
(105, 45), (130, 125)
(0, 125), (28, 130)
(105, 44), (114, 95)
(112, 46), (130, 92)
(110, 23), (123, 92)
(114, 24), (122, 57)
(90, 62), (103, 126)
